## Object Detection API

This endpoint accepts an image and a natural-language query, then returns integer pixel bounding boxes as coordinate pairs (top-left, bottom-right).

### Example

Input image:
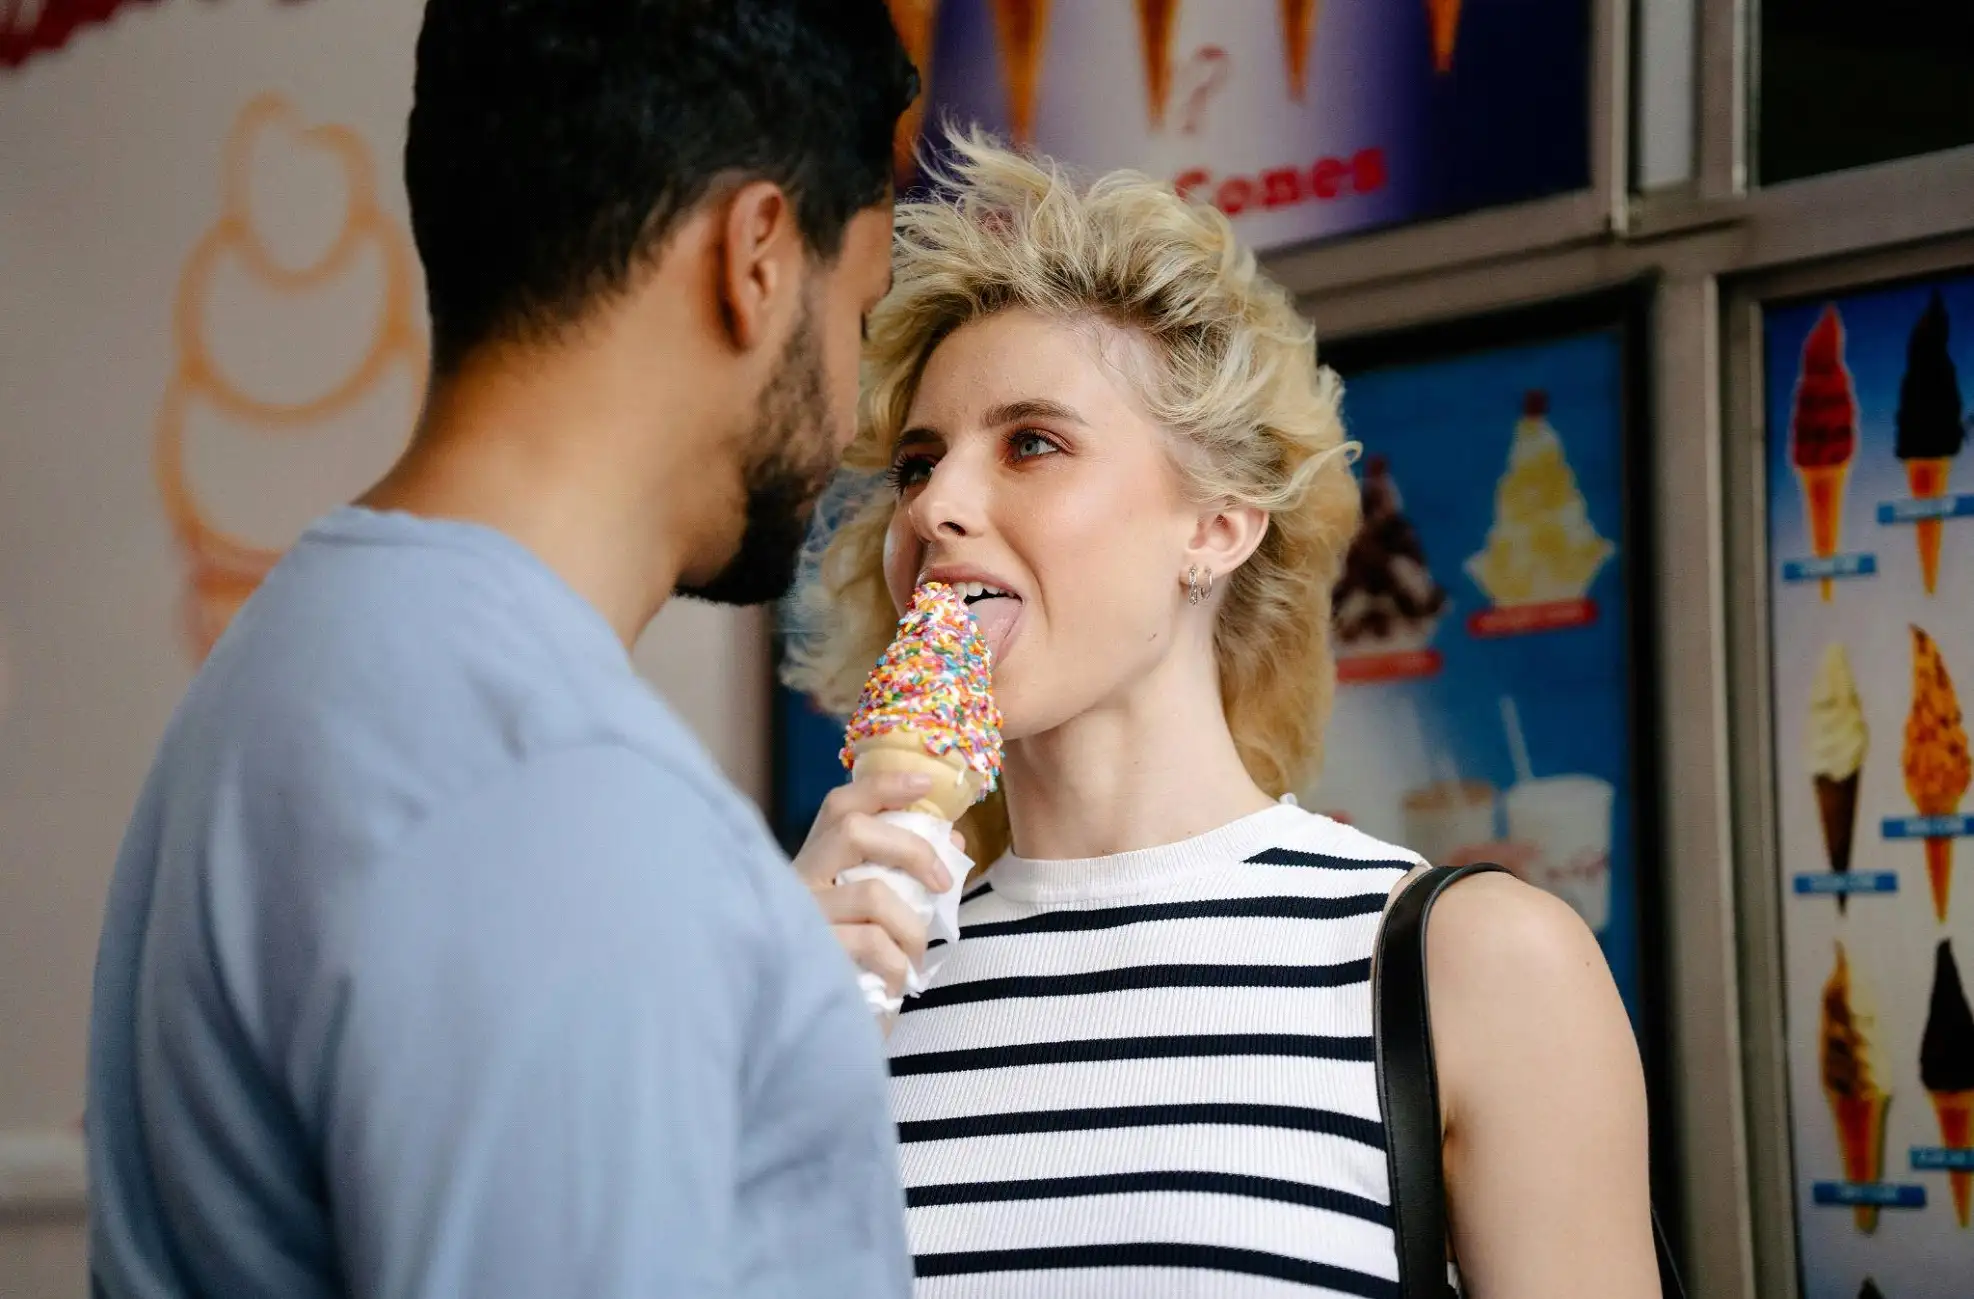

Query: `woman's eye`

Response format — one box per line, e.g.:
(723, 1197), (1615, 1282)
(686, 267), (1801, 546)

(1011, 431), (1059, 460)
(884, 455), (934, 493)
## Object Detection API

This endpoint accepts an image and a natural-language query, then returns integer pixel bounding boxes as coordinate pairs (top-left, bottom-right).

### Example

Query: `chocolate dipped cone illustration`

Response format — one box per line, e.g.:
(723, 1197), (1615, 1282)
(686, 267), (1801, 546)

(1790, 306), (1859, 602)
(1132, 0), (1179, 128)
(1894, 291), (1966, 596)
(1921, 940), (1974, 1227)
(1904, 625), (1971, 921)
(883, 0), (940, 184)
(1808, 643), (1868, 912)
(1425, 0), (1462, 73)
(154, 93), (424, 661)
(990, 0), (1052, 144)
(1823, 942), (1891, 1231)
(1279, 0), (1318, 101)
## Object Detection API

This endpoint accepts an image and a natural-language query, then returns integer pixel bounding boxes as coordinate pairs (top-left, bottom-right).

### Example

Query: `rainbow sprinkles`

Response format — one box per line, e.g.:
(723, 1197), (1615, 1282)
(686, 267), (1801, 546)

(841, 582), (1005, 793)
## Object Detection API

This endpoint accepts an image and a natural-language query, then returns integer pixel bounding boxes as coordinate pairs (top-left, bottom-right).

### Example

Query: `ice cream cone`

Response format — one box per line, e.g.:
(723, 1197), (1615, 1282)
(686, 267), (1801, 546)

(1800, 463), (1849, 602)
(883, 0), (939, 183)
(1829, 1089), (1891, 1231)
(1132, 0), (1178, 128)
(1908, 457), (1951, 595)
(990, 0), (1051, 144)
(1928, 834), (1956, 922)
(1425, 0), (1462, 73)
(851, 732), (985, 822)
(1279, 0), (1317, 101)
(1815, 772), (1860, 913)
(1933, 1089), (1974, 1227)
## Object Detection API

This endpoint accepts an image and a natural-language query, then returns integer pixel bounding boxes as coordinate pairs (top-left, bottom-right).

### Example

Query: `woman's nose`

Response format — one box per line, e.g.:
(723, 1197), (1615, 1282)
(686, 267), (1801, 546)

(910, 457), (986, 541)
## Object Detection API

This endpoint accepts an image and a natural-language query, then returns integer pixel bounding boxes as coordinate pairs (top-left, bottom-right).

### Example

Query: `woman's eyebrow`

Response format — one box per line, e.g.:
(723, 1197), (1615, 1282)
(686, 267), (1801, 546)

(981, 398), (1086, 428)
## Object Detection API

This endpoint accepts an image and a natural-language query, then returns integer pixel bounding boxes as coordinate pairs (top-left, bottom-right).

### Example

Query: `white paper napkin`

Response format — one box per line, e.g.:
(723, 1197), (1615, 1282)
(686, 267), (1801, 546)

(838, 809), (973, 1016)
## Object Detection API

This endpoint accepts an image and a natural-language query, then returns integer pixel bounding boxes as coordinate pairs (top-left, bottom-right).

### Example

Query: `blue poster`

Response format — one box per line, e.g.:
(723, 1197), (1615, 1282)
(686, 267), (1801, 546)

(1311, 320), (1647, 1024)
(1763, 272), (1974, 1299)
(886, 0), (1591, 251)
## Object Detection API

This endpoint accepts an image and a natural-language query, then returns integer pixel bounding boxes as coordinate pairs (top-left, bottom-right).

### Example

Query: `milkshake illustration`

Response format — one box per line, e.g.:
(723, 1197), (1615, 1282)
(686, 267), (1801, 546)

(1894, 290), (1965, 595)
(990, 0), (1052, 144)
(883, 0), (940, 183)
(154, 93), (425, 661)
(1903, 625), (1970, 922)
(1822, 942), (1891, 1232)
(1132, 0), (1180, 129)
(1789, 305), (1859, 602)
(1401, 780), (1495, 867)
(1807, 643), (1868, 910)
(1465, 391), (1615, 610)
(1919, 939), (1974, 1228)
(1279, 0), (1318, 101)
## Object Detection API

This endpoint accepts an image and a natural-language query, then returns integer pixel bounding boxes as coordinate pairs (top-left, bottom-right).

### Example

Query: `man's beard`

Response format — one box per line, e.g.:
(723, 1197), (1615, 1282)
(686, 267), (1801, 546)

(676, 308), (840, 607)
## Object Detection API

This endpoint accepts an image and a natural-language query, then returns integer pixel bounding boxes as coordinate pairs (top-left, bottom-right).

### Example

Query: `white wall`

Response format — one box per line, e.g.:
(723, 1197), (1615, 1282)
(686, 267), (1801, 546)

(0, 4), (766, 1292)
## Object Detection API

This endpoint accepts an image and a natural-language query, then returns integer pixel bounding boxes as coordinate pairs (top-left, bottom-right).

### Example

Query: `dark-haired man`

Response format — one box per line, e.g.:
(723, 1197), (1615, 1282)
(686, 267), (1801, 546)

(85, 3), (919, 1296)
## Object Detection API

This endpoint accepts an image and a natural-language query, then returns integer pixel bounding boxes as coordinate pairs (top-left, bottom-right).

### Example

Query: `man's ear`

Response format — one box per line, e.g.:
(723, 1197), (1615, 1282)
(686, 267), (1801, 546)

(713, 179), (804, 352)
(1183, 503), (1269, 591)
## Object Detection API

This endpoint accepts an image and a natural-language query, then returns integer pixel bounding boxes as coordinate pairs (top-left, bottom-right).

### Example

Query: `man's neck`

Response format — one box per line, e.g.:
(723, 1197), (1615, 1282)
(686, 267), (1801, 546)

(361, 343), (728, 646)
(1000, 646), (1276, 861)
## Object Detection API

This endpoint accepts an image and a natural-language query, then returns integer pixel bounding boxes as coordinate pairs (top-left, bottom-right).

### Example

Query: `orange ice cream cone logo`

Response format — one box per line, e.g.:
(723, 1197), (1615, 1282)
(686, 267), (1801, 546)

(154, 93), (425, 661)
(1425, 0), (1462, 73)
(990, 0), (1051, 144)
(1133, 0), (1179, 127)
(883, 0), (940, 183)
(1278, 0), (1318, 100)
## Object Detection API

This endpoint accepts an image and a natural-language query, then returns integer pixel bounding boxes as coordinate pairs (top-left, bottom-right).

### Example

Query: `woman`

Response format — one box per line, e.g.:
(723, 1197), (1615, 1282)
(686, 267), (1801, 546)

(784, 134), (1659, 1298)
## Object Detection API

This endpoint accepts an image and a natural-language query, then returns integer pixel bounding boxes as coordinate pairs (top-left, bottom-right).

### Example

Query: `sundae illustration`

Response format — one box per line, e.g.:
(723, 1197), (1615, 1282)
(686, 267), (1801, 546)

(1920, 939), (1974, 1227)
(1902, 625), (1970, 922)
(1822, 942), (1891, 1232)
(1334, 456), (1449, 654)
(1425, 0), (1462, 73)
(990, 0), (1051, 144)
(883, 0), (940, 183)
(1464, 391), (1614, 610)
(1807, 643), (1868, 910)
(155, 93), (425, 661)
(1789, 305), (1859, 602)
(839, 582), (1003, 1013)
(1894, 290), (1966, 596)
(1280, 0), (1318, 101)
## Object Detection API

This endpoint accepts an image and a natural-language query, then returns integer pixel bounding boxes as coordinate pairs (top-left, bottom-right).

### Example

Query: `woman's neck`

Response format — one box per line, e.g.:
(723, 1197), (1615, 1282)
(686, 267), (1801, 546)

(1000, 650), (1276, 861)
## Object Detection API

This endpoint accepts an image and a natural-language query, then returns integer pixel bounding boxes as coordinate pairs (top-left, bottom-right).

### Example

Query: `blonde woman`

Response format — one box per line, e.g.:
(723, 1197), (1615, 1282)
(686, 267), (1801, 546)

(784, 135), (1659, 1299)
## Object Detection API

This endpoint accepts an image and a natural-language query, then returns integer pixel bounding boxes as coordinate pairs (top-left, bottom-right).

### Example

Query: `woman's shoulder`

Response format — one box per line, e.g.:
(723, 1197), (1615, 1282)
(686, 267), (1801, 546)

(1264, 804), (1429, 872)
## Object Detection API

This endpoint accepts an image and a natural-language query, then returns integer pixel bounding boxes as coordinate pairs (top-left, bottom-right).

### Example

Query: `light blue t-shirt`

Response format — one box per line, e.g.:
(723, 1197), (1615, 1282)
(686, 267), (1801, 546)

(86, 507), (909, 1299)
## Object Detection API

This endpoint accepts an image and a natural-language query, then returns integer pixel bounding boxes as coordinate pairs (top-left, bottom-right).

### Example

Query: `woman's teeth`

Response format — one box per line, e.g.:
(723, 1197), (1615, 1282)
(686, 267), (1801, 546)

(955, 581), (1013, 603)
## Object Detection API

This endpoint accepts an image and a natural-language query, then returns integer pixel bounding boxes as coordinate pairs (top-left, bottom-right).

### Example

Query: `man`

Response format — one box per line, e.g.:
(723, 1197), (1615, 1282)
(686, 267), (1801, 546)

(85, 3), (920, 1296)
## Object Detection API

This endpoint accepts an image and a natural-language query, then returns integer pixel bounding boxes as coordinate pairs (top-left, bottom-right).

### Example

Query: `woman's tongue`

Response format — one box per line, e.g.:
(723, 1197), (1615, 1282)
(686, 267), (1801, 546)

(968, 595), (1021, 662)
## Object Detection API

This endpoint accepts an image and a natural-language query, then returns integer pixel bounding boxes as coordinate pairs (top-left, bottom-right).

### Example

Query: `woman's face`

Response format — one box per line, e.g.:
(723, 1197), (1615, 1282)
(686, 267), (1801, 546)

(881, 308), (1203, 740)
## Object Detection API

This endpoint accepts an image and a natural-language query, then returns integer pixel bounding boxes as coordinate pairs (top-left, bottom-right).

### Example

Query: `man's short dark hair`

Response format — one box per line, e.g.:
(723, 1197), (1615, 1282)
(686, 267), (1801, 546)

(406, 0), (917, 374)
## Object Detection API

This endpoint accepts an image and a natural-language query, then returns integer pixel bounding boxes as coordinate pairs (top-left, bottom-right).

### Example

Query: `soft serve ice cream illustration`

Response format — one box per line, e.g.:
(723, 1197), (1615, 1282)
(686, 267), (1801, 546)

(1806, 643), (1868, 910)
(154, 93), (425, 661)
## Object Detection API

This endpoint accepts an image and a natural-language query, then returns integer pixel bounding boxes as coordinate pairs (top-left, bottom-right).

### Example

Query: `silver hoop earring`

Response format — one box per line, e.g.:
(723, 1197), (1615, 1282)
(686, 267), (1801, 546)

(1186, 565), (1214, 606)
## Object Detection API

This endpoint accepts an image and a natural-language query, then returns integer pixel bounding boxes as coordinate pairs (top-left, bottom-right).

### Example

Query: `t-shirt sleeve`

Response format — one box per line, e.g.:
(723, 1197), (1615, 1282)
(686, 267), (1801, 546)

(320, 745), (766, 1299)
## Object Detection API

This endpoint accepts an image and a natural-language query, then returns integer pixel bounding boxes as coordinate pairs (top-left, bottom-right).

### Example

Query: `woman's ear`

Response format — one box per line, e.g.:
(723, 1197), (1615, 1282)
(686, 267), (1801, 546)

(1184, 504), (1269, 590)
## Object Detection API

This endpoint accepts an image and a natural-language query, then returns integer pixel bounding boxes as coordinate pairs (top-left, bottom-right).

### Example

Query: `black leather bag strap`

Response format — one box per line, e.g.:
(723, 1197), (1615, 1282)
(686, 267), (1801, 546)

(1373, 864), (1687, 1299)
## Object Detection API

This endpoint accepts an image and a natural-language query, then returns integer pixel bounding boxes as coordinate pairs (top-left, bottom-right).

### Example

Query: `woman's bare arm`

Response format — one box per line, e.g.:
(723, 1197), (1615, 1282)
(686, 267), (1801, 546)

(1426, 873), (1659, 1298)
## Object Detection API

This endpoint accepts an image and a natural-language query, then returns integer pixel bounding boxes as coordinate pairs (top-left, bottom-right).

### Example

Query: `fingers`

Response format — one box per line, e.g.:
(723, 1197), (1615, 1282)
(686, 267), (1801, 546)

(816, 878), (929, 963)
(836, 924), (912, 999)
(819, 773), (933, 820)
(841, 816), (952, 894)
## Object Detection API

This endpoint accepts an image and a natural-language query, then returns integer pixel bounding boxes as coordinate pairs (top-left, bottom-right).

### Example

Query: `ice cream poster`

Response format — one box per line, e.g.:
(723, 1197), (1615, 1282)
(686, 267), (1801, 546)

(1310, 315), (1650, 1026)
(1764, 272), (1974, 1299)
(884, 0), (1591, 253)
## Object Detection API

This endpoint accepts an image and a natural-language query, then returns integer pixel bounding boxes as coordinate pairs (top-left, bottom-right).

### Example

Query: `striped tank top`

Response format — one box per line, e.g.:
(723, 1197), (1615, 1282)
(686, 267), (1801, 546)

(887, 802), (1424, 1298)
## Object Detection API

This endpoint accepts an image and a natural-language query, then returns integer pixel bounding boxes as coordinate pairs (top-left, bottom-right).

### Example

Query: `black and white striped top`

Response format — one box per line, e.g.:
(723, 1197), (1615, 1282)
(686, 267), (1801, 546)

(888, 802), (1423, 1298)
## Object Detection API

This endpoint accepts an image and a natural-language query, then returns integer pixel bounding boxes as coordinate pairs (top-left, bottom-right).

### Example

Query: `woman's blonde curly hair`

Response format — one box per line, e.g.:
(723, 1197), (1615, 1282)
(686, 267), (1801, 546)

(782, 131), (1361, 862)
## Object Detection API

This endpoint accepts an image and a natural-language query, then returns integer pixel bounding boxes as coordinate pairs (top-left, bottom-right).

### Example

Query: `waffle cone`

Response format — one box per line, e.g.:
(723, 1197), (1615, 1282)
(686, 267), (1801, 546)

(990, 0), (1051, 144)
(1279, 0), (1317, 100)
(1800, 462), (1850, 602)
(1829, 1089), (1891, 1232)
(851, 732), (985, 822)
(1815, 773), (1860, 912)
(1933, 1089), (1974, 1228)
(1425, 0), (1461, 72)
(1929, 835), (1955, 922)
(1907, 458), (1951, 595)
